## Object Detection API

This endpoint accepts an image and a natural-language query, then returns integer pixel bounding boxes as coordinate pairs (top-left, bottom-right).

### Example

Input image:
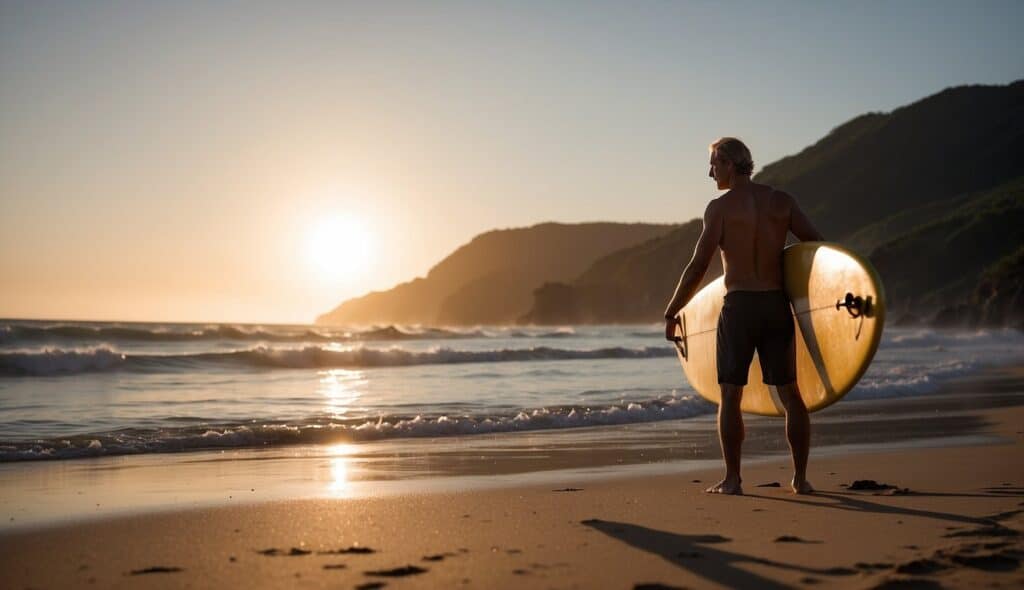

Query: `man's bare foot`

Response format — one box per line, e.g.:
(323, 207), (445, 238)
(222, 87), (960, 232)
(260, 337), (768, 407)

(791, 479), (814, 494)
(705, 477), (743, 495)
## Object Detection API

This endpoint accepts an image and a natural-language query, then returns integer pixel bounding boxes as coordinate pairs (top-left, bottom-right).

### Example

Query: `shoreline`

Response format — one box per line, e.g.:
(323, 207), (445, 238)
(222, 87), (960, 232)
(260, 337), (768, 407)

(2, 368), (1023, 588)
(3, 365), (1024, 533)
(1, 404), (1021, 588)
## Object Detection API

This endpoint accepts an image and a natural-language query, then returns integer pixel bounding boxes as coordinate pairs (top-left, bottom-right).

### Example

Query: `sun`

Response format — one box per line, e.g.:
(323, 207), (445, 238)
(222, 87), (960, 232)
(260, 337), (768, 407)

(306, 215), (373, 281)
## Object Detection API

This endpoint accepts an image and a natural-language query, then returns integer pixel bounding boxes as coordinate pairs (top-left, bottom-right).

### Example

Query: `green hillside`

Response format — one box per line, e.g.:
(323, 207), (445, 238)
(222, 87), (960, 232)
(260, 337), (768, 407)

(870, 176), (1024, 311)
(755, 81), (1024, 238)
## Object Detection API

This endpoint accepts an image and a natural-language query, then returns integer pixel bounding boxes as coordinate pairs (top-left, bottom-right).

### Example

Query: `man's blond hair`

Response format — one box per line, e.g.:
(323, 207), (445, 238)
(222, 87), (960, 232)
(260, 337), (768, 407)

(710, 137), (754, 176)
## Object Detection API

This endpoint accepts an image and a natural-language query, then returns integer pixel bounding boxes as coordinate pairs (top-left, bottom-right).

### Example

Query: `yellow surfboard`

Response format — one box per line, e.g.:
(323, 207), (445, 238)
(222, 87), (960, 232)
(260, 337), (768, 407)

(670, 242), (886, 416)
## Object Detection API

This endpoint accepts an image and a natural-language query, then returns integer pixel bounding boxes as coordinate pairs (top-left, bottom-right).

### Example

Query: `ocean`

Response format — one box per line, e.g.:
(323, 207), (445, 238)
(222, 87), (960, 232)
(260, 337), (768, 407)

(3, 319), (1023, 463)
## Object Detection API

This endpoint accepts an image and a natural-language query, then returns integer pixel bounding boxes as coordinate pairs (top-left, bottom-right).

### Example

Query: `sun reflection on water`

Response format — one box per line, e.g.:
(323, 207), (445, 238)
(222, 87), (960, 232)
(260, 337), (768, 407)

(317, 368), (366, 417)
(318, 370), (365, 497)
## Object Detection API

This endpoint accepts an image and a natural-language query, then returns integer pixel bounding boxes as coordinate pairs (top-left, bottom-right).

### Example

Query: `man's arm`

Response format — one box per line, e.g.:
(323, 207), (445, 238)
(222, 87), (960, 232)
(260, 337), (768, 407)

(788, 194), (824, 242)
(664, 201), (723, 322)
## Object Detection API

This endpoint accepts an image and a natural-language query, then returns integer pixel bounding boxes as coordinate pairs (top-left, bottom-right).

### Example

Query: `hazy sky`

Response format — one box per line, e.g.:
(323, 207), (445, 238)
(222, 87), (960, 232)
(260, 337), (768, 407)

(2, 0), (1022, 324)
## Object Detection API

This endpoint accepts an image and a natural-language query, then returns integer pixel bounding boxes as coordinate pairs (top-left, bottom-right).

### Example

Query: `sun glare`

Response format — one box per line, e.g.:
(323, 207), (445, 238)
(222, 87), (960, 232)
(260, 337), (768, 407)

(306, 215), (373, 281)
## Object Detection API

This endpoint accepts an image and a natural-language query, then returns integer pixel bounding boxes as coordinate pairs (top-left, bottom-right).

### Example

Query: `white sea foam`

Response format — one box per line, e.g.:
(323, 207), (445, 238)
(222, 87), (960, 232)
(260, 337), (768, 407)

(0, 393), (715, 461)
(848, 360), (976, 400)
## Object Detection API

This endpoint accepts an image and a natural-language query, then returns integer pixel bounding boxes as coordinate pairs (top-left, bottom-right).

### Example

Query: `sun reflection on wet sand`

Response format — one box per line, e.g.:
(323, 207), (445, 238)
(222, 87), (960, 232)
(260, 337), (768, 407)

(327, 443), (356, 497)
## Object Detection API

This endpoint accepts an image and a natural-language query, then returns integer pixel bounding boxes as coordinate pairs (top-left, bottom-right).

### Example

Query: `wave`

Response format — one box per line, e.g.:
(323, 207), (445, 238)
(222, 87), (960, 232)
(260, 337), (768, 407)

(0, 347), (128, 376)
(0, 323), (494, 345)
(0, 392), (715, 461)
(881, 327), (1024, 350)
(0, 344), (676, 377)
(847, 359), (976, 401)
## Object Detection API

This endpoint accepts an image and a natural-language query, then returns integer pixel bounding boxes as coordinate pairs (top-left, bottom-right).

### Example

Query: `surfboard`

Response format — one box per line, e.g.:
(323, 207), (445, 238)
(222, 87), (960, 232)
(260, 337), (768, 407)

(670, 242), (886, 416)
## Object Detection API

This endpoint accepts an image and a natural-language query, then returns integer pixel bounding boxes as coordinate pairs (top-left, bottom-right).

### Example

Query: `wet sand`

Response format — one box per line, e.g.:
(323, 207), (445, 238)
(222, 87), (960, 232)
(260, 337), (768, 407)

(2, 402), (1022, 589)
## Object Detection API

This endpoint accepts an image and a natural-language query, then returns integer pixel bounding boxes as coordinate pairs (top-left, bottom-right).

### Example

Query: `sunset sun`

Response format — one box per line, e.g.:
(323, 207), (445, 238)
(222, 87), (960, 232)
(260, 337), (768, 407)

(306, 215), (373, 281)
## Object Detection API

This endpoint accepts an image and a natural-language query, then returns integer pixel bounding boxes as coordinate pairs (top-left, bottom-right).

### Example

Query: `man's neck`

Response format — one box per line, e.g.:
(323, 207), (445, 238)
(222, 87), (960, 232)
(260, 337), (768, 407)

(728, 175), (753, 191)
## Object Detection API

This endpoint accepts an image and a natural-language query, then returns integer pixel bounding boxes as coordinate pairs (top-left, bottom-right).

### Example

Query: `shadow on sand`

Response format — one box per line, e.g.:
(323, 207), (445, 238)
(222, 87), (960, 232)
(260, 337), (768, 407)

(582, 519), (856, 590)
(748, 490), (1020, 527)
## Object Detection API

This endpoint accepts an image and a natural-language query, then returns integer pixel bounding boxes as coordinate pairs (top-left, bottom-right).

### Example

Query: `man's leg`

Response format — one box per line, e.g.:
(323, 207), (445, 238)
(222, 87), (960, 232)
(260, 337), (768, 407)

(706, 383), (744, 495)
(777, 383), (813, 494)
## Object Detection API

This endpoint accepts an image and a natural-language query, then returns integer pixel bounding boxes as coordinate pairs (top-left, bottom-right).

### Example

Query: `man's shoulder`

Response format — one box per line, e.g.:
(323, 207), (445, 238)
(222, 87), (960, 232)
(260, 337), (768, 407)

(704, 195), (726, 217)
(760, 185), (796, 208)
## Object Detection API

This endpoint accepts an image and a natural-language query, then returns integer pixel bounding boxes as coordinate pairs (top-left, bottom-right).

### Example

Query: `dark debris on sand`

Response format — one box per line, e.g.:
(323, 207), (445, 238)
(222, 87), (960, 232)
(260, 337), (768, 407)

(128, 566), (183, 575)
(867, 578), (945, 590)
(364, 565), (428, 577)
(691, 534), (730, 544)
(820, 566), (858, 576)
(895, 558), (950, 575)
(319, 546), (377, 554)
(422, 552), (455, 562)
(634, 584), (688, 590)
(553, 488), (584, 492)
(847, 479), (899, 490)
(948, 551), (1020, 571)
(256, 547), (311, 556)
(774, 535), (819, 544)
(355, 583), (387, 590)
(322, 564), (347, 570)
(856, 562), (894, 570)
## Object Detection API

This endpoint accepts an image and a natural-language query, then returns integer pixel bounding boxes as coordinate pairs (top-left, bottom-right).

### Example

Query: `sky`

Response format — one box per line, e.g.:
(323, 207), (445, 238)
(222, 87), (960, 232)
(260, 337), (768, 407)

(1, 0), (1022, 324)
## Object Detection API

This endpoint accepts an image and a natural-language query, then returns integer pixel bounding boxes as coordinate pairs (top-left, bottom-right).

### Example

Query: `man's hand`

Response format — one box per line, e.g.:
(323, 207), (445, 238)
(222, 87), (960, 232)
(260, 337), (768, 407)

(665, 316), (678, 342)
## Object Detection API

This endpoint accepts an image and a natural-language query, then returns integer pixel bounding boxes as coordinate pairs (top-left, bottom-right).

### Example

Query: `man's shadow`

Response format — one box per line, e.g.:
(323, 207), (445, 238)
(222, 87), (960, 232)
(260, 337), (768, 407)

(582, 519), (855, 590)
(748, 490), (1018, 526)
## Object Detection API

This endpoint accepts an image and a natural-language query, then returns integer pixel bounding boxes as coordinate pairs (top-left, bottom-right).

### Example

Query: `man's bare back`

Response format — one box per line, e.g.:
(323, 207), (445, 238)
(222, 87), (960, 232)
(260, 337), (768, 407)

(662, 182), (822, 320)
(712, 183), (823, 293)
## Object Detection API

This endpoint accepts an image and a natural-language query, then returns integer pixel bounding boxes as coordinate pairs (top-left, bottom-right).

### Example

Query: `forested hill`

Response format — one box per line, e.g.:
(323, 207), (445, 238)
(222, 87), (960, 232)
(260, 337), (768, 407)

(315, 222), (675, 326)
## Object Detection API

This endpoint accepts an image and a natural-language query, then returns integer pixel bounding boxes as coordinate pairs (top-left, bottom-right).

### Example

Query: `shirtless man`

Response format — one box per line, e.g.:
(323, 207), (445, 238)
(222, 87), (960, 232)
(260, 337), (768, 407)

(663, 137), (823, 495)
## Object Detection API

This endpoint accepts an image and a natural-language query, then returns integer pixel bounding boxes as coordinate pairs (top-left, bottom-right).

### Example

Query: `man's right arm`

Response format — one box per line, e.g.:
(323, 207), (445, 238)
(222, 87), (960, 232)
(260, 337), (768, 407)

(788, 194), (824, 242)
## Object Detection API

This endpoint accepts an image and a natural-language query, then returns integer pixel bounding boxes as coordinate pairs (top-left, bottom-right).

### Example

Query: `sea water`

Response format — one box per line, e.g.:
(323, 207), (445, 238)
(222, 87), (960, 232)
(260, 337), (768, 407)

(1, 320), (1023, 462)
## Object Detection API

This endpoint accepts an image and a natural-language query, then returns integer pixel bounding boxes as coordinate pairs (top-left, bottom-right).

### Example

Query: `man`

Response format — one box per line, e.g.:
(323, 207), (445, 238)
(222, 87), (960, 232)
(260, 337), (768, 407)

(663, 137), (823, 495)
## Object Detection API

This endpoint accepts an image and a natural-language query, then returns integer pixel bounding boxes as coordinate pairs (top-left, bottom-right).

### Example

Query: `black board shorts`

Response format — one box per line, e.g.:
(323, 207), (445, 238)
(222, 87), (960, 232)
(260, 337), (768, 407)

(716, 290), (796, 386)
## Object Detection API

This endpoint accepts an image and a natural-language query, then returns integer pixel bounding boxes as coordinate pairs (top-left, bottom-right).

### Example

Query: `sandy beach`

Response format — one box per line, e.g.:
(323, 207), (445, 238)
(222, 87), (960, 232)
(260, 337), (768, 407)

(3, 375), (1022, 590)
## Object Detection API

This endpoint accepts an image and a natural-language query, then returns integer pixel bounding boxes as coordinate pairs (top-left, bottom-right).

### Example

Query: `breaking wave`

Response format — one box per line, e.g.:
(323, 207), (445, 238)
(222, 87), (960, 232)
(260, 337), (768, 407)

(0, 344), (675, 377)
